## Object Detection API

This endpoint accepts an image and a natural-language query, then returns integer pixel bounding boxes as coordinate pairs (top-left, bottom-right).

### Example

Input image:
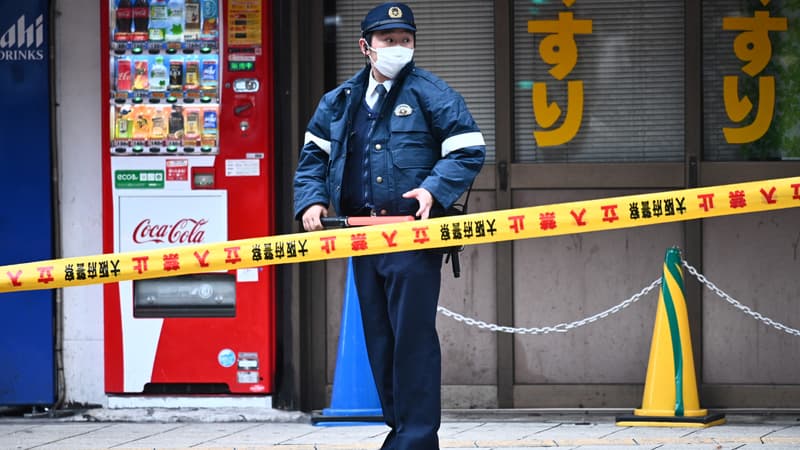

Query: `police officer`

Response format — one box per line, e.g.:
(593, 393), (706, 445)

(294, 3), (485, 449)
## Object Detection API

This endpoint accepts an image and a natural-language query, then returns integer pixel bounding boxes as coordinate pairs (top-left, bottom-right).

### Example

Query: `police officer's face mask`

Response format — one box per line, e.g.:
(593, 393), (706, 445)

(367, 44), (414, 79)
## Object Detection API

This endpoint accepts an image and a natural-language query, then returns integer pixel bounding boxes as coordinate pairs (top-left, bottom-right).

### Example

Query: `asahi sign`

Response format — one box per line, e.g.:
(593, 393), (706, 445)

(117, 193), (228, 252)
(0, 14), (45, 61)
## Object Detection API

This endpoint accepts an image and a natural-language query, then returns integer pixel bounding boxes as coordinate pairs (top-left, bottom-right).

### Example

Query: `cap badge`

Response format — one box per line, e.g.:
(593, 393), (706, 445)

(394, 104), (413, 117)
(388, 7), (403, 19)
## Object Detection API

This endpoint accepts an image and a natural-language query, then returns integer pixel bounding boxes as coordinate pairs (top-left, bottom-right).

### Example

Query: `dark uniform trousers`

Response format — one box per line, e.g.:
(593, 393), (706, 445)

(353, 250), (443, 450)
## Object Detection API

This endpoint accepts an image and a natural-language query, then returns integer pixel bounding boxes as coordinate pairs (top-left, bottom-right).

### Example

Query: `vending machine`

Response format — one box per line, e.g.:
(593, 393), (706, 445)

(101, 0), (275, 395)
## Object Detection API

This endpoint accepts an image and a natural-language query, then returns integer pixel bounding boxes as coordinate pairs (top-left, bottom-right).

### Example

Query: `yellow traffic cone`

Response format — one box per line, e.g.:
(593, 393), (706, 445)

(616, 247), (725, 428)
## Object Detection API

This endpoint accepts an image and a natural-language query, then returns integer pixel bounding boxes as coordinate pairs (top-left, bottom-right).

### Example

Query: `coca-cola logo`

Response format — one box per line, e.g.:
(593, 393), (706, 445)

(133, 218), (208, 244)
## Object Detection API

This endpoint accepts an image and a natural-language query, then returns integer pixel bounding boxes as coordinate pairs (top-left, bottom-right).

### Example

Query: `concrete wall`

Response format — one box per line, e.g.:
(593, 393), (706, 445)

(55, 0), (106, 406)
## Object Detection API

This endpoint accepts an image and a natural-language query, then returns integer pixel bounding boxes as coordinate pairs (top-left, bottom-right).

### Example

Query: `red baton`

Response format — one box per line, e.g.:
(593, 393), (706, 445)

(321, 215), (415, 228)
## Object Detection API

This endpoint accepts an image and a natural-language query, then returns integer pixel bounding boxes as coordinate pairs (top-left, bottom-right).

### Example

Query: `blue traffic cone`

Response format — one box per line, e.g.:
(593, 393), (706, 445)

(312, 257), (384, 426)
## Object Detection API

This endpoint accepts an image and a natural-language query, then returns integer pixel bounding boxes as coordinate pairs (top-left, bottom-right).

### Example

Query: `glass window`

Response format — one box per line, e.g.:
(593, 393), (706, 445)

(514, 0), (685, 162)
(703, 0), (798, 161)
(330, 0), (496, 162)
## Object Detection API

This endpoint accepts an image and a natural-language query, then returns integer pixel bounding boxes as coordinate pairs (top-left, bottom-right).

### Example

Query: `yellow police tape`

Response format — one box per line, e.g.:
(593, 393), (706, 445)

(2, 176), (800, 293)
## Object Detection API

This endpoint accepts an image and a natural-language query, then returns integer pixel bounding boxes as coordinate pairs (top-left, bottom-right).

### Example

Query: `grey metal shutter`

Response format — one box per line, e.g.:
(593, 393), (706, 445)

(702, 0), (797, 161)
(332, 0), (496, 162)
(513, 0), (685, 162)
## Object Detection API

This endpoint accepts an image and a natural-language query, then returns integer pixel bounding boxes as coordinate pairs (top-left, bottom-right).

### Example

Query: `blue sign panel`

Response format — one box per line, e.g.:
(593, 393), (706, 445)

(0, 0), (55, 406)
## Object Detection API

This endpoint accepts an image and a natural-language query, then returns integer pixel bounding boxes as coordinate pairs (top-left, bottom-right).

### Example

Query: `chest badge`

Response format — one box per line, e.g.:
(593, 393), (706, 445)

(394, 104), (413, 117)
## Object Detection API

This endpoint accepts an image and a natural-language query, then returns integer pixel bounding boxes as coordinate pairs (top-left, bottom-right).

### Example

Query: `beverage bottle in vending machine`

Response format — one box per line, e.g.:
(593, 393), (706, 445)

(115, 0), (133, 39)
(168, 58), (184, 91)
(201, 106), (218, 147)
(165, 0), (184, 42)
(201, 0), (218, 40)
(168, 105), (184, 141)
(200, 58), (218, 92)
(148, 0), (168, 41)
(150, 56), (169, 92)
(183, 107), (201, 146)
(150, 107), (169, 143)
(115, 106), (133, 141)
(133, 59), (149, 90)
(132, 0), (150, 38)
(184, 59), (200, 90)
(132, 105), (153, 143)
(184, 0), (201, 40)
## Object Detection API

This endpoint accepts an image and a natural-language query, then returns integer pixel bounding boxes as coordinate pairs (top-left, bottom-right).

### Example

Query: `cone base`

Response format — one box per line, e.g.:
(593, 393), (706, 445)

(311, 408), (384, 427)
(616, 412), (726, 428)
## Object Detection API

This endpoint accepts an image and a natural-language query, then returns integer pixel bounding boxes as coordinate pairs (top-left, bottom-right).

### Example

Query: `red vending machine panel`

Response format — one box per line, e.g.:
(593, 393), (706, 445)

(101, 0), (274, 395)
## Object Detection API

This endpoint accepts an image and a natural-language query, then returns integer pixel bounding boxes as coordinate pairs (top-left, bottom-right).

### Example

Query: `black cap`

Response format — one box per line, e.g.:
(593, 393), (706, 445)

(361, 2), (416, 37)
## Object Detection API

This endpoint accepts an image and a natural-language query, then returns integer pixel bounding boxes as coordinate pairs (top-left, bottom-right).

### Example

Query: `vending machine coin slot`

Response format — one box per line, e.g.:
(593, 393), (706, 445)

(192, 166), (215, 189)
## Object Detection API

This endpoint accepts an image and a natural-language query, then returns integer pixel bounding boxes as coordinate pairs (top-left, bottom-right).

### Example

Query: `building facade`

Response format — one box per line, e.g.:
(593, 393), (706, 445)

(52, 0), (800, 411)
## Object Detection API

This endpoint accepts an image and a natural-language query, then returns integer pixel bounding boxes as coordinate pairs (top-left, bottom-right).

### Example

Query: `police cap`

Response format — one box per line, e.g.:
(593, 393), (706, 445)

(361, 2), (416, 36)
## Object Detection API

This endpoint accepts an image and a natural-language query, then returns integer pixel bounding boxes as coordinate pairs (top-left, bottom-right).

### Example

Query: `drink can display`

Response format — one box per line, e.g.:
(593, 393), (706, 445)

(201, 0), (219, 40)
(183, 107), (201, 146)
(169, 59), (184, 90)
(201, 107), (218, 147)
(115, 106), (133, 141)
(184, 60), (200, 90)
(150, 107), (168, 142)
(201, 59), (218, 90)
(133, 59), (149, 91)
(185, 0), (201, 40)
(168, 105), (184, 142)
(116, 59), (132, 92)
(132, 105), (152, 143)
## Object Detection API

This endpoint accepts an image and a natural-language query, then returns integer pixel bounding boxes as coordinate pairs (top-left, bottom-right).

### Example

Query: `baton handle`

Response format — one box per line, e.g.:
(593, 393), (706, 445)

(320, 217), (350, 228)
(321, 215), (416, 228)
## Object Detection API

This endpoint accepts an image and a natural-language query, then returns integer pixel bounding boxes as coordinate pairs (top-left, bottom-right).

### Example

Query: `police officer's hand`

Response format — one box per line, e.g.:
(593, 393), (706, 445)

(302, 204), (328, 231)
(402, 188), (434, 220)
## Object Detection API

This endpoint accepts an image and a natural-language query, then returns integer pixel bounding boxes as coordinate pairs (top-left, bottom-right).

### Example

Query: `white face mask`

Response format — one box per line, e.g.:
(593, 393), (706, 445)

(367, 44), (414, 79)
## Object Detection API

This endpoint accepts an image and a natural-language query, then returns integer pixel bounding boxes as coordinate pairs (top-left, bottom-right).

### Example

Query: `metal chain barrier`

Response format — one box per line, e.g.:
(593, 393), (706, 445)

(439, 259), (800, 337)
(437, 277), (662, 335)
(681, 260), (800, 337)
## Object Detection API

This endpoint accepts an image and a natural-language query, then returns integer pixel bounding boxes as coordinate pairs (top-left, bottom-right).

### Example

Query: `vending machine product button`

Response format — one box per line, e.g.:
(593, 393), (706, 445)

(201, 96), (211, 103)
(114, 147), (128, 153)
(182, 48), (195, 54)
(132, 47), (143, 54)
(166, 146), (178, 152)
(132, 146), (144, 153)
(149, 147), (161, 153)
(201, 46), (211, 54)
(166, 48), (177, 54)
(167, 96), (177, 103)
(183, 147), (195, 153)
(200, 146), (212, 153)
(132, 97), (143, 104)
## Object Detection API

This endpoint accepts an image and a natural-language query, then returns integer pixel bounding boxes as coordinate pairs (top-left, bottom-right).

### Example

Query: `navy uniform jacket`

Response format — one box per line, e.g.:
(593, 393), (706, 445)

(293, 62), (486, 220)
